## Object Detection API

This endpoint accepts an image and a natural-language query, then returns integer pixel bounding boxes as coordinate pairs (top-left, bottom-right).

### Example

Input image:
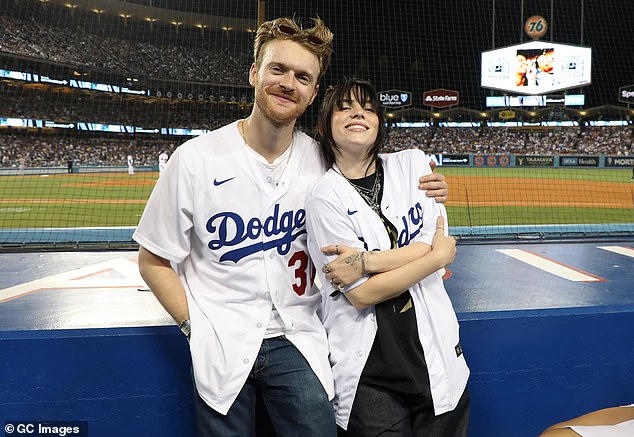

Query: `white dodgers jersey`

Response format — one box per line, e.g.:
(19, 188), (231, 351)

(133, 121), (333, 414)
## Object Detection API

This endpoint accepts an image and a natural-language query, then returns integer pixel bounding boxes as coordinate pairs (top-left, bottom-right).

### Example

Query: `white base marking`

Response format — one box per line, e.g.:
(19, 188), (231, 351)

(0, 258), (148, 303)
(598, 246), (634, 258)
(497, 249), (605, 282)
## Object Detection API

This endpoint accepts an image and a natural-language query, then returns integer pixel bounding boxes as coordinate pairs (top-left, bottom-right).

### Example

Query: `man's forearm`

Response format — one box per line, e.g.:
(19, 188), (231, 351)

(138, 246), (189, 324)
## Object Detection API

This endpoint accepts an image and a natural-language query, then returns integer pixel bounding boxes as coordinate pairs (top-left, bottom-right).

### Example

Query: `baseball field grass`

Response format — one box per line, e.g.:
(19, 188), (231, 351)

(0, 168), (632, 233)
(0, 172), (155, 228)
(441, 167), (633, 227)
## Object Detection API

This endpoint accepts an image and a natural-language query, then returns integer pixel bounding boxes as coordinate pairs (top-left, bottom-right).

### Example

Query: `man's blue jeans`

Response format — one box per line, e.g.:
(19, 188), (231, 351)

(194, 336), (336, 437)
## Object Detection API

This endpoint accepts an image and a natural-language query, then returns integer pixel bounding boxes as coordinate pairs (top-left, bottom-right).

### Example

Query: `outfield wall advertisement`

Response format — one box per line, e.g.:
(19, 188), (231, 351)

(516, 156), (555, 167)
(1, 155), (630, 177)
(605, 156), (634, 168)
(559, 156), (599, 167)
(440, 154), (470, 166)
(473, 155), (511, 167)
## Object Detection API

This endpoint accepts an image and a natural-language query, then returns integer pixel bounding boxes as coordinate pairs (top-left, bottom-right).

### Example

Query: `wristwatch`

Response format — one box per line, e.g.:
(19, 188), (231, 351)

(179, 319), (191, 339)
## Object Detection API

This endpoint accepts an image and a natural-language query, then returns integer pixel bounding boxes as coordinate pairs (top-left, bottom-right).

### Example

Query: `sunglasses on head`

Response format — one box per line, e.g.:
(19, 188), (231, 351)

(272, 22), (325, 46)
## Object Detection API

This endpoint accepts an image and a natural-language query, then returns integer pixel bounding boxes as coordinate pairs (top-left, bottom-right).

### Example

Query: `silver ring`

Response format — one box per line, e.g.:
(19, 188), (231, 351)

(337, 283), (344, 291)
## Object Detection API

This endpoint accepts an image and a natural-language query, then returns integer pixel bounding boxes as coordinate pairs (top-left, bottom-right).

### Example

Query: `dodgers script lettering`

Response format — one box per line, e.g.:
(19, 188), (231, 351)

(398, 202), (425, 247)
(206, 204), (306, 263)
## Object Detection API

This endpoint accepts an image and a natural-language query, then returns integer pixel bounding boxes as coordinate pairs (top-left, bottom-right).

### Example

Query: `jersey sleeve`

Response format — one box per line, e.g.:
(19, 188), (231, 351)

(306, 180), (370, 297)
(133, 146), (194, 263)
(408, 150), (449, 246)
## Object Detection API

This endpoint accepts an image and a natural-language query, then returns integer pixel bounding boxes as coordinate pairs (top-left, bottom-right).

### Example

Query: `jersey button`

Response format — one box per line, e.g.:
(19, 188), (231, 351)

(256, 322), (263, 328)
(243, 358), (249, 364)
(269, 253), (275, 259)
(266, 176), (274, 184)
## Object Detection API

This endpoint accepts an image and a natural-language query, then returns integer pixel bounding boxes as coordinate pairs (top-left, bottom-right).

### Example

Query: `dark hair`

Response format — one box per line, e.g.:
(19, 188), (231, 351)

(316, 77), (387, 171)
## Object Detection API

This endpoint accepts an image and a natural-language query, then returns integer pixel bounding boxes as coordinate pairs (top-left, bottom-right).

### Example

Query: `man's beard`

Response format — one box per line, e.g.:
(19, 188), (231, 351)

(255, 86), (308, 127)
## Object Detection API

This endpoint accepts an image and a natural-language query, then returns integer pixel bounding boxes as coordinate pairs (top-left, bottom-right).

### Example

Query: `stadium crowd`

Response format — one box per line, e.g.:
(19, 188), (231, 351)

(0, 86), (243, 130)
(0, 133), (179, 168)
(0, 125), (631, 169)
(384, 125), (633, 156)
(0, 13), (250, 85)
(1, 4), (632, 170)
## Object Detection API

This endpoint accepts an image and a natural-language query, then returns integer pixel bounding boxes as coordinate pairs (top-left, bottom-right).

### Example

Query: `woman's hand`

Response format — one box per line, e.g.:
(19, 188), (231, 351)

(320, 244), (366, 289)
(430, 216), (456, 267)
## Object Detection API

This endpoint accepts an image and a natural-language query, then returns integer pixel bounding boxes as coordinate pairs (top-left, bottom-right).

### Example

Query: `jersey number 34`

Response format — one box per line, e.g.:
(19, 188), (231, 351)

(289, 251), (316, 296)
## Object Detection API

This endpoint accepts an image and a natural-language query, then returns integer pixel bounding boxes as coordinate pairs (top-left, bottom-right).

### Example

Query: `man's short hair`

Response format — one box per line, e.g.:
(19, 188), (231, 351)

(253, 17), (334, 81)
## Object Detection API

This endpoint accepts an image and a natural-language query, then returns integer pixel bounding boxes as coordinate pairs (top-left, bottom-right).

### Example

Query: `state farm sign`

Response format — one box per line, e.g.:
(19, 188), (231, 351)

(423, 89), (459, 108)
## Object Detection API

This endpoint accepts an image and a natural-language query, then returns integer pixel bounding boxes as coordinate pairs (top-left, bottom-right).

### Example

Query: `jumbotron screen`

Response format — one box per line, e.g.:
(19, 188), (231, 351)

(481, 41), (591, 95)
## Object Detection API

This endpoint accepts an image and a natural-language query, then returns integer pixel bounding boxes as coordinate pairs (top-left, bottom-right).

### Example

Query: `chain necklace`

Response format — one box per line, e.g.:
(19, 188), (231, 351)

(239, 119), (294, 184)
(340, 161), (383, 215)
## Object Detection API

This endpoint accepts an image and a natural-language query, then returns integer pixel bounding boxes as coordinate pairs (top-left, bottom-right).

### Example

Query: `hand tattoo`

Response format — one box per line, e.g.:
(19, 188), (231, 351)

(344, 253), (363, 273)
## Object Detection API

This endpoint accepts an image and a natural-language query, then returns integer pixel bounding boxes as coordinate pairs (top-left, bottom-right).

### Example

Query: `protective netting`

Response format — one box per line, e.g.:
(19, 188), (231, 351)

(0, 0), (632, 247)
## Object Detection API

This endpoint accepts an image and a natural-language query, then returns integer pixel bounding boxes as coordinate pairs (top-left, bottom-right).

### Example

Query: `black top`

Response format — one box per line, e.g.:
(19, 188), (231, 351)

(347, 160), (431, 394)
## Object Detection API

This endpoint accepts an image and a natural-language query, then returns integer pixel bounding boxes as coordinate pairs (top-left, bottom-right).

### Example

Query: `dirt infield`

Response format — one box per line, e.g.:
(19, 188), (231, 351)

(2, 175), (631, 209)
(64, 177), (157, 188)
(446, 176), (633, 208)
(0, 199), (147, 204)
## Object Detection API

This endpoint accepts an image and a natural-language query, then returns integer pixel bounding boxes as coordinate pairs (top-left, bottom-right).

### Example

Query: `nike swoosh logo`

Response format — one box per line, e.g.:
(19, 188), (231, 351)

(213, 177), (235, 186)
(347, 209), (358, 215)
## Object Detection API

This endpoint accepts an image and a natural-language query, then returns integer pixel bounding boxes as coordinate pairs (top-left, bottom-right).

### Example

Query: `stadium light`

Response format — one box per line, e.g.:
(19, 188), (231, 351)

(145, 17), (158, 29)
(171, 21), (183, 33)
(92, 8), (105, 22)
(119, 13), (132, 27)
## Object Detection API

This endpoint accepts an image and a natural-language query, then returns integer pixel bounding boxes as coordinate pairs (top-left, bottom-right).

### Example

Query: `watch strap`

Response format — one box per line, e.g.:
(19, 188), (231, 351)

(178, 319), (191, 339)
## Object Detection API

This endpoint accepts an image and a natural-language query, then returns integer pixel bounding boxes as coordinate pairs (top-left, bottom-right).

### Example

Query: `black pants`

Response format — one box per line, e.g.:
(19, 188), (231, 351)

(341, 383), (470, 437)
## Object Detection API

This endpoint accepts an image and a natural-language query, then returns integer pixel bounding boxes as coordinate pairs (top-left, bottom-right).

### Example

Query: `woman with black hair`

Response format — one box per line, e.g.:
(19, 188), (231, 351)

(306, 77), (470, 436)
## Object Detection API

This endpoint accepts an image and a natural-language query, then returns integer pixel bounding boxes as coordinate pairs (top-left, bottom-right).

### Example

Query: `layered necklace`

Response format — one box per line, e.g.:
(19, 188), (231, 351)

(340, 160), (383, 215)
